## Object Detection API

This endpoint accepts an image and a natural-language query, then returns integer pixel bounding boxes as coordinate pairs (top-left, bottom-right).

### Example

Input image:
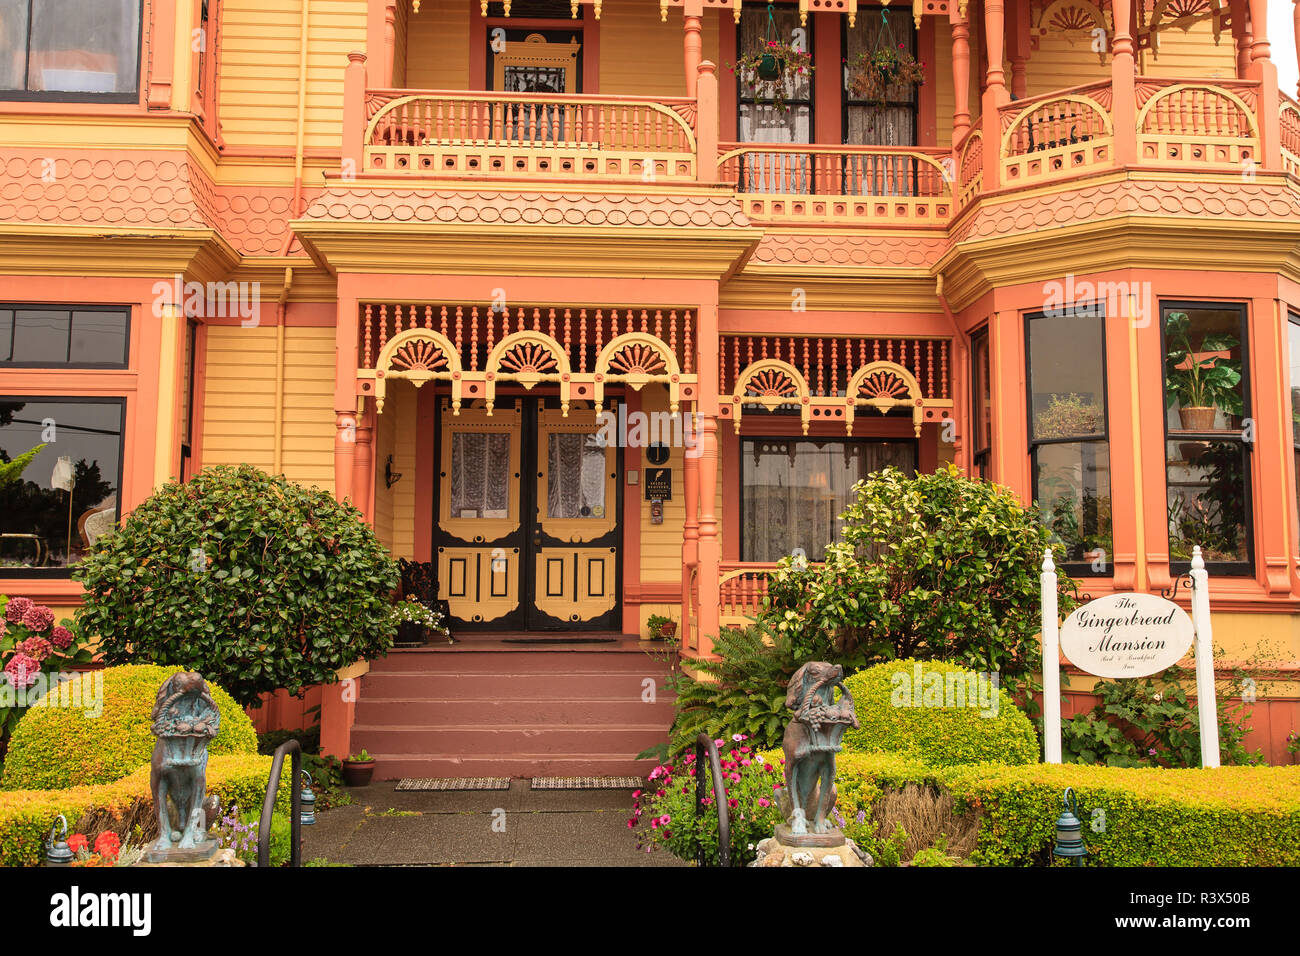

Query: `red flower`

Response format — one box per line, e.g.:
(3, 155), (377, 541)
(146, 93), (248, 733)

(94, 832), (120, 861)
(67, 834), (89, 854)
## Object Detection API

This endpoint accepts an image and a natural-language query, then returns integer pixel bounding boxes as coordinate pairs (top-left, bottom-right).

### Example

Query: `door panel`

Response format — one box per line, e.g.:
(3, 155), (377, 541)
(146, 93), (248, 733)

(434, 398), (619, 631)
(526, 405), (619, 629)
(436, 400), (524, 626)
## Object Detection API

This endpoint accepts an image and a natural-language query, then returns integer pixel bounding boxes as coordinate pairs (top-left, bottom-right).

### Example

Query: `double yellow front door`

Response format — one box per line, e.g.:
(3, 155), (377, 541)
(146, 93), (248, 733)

(435, 396), (619, 630)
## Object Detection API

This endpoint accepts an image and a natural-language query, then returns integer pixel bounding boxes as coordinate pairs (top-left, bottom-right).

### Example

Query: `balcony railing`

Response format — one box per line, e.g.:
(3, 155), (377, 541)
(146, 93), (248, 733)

(1135, 78), (1260, 168)
(717, 143), (953, 226)
(1281, 95), (1300, 178)
(999, 80), (1115, 186)
(363, 89), (699, 182)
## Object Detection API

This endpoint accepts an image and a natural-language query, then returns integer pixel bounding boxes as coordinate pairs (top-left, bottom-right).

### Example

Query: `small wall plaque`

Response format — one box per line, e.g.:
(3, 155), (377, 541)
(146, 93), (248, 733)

(644, 468), (672, 501)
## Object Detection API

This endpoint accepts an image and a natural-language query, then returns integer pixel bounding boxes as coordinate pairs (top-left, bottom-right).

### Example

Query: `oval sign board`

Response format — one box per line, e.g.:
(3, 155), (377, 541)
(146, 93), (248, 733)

(1059, 592), (1194, 678)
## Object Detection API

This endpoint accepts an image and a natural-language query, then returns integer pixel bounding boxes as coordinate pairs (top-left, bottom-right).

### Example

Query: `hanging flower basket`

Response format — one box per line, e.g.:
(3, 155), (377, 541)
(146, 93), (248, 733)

(848, 44), (926, 111)
(729, 39), (814, 113)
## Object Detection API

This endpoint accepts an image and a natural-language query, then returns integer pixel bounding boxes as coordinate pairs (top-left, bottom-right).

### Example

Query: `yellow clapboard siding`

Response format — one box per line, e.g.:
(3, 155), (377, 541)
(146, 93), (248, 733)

(404, 1), (471, 89)
(217, 0), (367, 151)
(601, 0), (719, 97)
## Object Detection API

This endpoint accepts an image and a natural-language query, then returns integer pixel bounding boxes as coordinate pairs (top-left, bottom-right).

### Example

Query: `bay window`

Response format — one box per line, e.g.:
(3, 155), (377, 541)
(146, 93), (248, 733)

(1162, 301), (1251, 572)
(1027, 306), (1112, 571)
(0, 0), (142, 100)
(741, 438), (915, 562)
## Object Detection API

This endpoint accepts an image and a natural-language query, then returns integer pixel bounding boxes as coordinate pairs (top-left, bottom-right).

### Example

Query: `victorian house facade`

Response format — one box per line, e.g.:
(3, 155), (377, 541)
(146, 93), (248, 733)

(2, 0), (1299, 773)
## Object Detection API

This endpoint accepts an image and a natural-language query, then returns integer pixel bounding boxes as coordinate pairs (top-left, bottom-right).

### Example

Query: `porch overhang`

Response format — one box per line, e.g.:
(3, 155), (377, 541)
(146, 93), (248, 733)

(0, 224), (239, 280)
(289, 184), (761, 280)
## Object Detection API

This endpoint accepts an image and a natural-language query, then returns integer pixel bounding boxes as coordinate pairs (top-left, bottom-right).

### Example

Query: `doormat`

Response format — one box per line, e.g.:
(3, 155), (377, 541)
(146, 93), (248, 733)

(503, 638), (617, 644)
(530, 776), (644, 790)
(395, 777), (511, 791)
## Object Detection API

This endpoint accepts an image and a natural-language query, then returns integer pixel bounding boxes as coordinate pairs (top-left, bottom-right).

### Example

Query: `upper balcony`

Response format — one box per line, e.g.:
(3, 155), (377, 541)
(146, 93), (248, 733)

(337, 1), (1298, 231)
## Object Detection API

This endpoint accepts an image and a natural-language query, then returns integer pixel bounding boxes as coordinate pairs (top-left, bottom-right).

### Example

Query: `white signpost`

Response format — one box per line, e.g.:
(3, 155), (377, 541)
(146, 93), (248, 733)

(1040, 545), (1220, 768)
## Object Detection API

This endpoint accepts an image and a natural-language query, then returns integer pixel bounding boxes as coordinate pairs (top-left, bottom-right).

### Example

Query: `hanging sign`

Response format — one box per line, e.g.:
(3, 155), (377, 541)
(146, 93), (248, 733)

(1059, 592), (1194, 679)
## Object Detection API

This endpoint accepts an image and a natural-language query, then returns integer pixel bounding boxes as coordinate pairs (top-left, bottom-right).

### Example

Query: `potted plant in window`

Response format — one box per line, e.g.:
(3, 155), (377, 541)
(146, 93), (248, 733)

(1033, 393), (1103, 440)
(729, 40), (813, 114)
(1164, 311), (1242, 432)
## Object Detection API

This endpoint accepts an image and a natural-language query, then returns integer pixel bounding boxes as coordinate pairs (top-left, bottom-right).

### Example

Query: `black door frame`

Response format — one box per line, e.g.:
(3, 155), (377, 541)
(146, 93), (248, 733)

(431, 393), (623, 631)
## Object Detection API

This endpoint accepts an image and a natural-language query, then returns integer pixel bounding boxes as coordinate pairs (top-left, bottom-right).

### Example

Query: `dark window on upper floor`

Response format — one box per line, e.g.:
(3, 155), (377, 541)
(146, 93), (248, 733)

(843, 5), (918, 146)
(737, 3), (812, 145)
(0, 0), (142, 101)
(0, 305), (129, 368)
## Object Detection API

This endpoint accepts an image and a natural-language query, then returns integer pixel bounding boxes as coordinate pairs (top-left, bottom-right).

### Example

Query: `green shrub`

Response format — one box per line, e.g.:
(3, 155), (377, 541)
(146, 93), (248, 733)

(0, 753), (289, 867)
(829, 752), (1300, 867)
(74, 464), (400, 708)
(0, 664), (258, 790)
(764, 465), (1078, 692)
(841, 659), (1039, 767)
(660, 623), (797, 755)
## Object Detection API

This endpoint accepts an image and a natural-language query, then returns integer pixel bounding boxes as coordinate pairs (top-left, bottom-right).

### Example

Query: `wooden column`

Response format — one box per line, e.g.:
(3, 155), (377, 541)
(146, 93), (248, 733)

(1008, 0), (1029, 99)
(1231, 0), (1252, 78)
(1246, 0), (1281, 169)
(1111, 0), (1137, 167)
(384, 2), (397, 87)
(950, 9), (972, 144)
(683, 0), (703, 97)
(343, 52), (368, 177)
(681, 418), (700, 652)
(353, 398), (376, 524)
(980, 0), (1009, 188)
(696, 61), (720, 182)
(694, 295), (721, 658)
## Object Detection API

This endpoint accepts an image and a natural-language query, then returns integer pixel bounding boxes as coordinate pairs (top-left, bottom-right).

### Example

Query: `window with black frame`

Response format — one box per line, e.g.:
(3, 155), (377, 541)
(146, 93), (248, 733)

(1290, 314), (1300, 551)
(970, 327), (991, 479)
(179, 319), (198, 481)
(1027, 306), (1112, 571)
(0, 0), (141, 99)
(737, 4), (812, 154)
(741, 438), (915, 562)
(1162, 302), (1251, 572)
(0, 398), (125, 572)
(0, 305), (129, 367)
(843, 6), (918, 147)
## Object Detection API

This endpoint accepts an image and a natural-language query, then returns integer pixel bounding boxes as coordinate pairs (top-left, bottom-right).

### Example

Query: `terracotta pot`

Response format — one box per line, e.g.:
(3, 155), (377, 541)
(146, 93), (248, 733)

(1178, 441), (1210, 464)
(658, 621), (678, 640)
(1178, 406), (1218, 432)
(342, 760), (376, 787)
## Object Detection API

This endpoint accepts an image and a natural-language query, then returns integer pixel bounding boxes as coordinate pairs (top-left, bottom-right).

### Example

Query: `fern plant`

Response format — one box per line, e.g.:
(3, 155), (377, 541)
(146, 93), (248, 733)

(664, 622), (800, 756)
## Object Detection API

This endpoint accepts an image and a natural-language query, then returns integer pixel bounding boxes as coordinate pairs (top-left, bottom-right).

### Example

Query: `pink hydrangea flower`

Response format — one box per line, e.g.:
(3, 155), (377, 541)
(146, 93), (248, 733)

(4, 652), (40, 689)
(16, 636), (52, 662)
(5, 597), (33, 624)
(22, 604), (54, 632)
(51, 626), (74, 650)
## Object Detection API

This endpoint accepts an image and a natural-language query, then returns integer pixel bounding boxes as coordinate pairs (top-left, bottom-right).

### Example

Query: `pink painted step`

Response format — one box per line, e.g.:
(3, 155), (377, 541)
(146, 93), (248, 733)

(351, 642), (676, 779)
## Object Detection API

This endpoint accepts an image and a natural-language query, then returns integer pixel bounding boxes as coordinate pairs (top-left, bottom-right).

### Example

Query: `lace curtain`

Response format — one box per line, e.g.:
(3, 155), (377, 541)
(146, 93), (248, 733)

(844, 7), (918, 147)
(450, 432), (510, 518)
(741, 440), (916, 562)
(547, 432), (606, 519)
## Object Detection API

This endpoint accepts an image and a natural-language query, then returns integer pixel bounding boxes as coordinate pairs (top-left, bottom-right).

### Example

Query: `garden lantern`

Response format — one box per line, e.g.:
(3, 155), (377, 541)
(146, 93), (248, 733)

(1052, 788), (1087, 866)
(299, 769), (317, 826)
(45, 815), (74, 867)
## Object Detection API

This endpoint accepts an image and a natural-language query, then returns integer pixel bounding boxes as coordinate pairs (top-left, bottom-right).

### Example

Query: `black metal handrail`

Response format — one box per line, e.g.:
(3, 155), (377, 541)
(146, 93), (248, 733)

(258, 739), (303, 868)
(694, 733), (731, 867)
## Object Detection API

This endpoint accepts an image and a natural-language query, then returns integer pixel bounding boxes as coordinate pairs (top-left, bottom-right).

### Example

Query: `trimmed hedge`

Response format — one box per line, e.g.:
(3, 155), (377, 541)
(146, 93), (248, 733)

(0, 753), (291, 867)
(829, 752), (1300, 867)
(841, 659), (1039, 767)
(1, 664), (259, 790)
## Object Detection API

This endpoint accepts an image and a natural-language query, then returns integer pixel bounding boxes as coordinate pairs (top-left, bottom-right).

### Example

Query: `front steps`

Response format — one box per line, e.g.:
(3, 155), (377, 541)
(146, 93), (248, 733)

(351, 638), (676, 779)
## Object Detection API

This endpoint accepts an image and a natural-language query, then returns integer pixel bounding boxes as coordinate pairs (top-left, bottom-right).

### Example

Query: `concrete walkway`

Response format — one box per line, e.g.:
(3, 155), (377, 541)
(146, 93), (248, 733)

(302, 779), (687, 867)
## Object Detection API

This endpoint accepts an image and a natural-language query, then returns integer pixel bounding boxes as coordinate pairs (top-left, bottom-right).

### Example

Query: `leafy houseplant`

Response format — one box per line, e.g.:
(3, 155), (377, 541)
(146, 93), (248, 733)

(848, 43), (926, 111)
(644, 613), (677, 642)
(73, 464), (401, 709)
(0, 595), (95, 751)
(1164, 311), (1242, 431)
(1033, 393), (1103, 440)
(729, 39), (813, 114)
(342, 749), (376, 787)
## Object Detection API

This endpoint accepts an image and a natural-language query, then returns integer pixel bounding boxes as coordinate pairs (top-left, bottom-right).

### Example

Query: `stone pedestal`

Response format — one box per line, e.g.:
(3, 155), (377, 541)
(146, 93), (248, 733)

(750, 833), (873, 868)
(138, 847), (245, 868)
(143, 839), (221, 865)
